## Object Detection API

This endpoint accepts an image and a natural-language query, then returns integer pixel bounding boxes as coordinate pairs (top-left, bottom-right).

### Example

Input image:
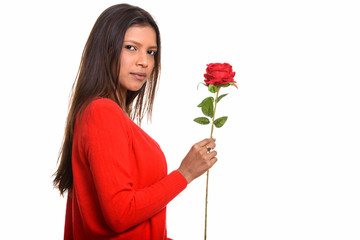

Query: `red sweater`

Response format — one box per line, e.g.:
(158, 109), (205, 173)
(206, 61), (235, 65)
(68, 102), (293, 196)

(64, 98), (187, 240)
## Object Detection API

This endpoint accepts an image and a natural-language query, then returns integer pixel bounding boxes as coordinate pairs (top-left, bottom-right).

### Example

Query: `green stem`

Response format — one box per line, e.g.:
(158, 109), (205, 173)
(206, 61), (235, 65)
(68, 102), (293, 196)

(204, 87), (220, 240)
(210, 88), (220, 139)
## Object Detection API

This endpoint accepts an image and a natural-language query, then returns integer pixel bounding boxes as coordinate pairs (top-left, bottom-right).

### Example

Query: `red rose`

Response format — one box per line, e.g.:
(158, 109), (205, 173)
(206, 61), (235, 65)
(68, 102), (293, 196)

(204, 63), (236, 87)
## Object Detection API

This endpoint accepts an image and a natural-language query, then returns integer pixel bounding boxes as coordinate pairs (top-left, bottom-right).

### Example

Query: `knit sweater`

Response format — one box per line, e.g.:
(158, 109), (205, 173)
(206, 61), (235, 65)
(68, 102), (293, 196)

(64, 98), (188, 239)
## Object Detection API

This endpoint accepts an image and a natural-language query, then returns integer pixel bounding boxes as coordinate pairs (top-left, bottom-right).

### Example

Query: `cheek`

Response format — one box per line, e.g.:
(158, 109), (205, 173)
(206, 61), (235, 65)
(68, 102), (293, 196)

(149, 57), (156, 71)
(118, 53), (132, 78)
(120, 52), (132, 67)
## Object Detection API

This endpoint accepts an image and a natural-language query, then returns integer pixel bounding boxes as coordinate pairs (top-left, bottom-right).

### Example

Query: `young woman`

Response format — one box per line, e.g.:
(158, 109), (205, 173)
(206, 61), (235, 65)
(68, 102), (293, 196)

(53, 4), (217, 239)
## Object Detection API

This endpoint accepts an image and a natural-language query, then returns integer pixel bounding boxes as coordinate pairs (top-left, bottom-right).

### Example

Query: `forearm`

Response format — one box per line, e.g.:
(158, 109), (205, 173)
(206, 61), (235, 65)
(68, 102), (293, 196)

(100, 170), (187, 233)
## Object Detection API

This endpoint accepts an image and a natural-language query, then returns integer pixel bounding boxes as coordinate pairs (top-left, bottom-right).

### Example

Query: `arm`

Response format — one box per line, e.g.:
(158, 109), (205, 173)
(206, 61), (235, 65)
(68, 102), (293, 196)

(81, 100), (187, 233)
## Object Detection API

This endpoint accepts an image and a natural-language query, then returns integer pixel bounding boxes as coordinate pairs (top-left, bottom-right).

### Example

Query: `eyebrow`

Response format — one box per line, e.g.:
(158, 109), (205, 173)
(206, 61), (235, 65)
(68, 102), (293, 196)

(124, 40), (157, 49)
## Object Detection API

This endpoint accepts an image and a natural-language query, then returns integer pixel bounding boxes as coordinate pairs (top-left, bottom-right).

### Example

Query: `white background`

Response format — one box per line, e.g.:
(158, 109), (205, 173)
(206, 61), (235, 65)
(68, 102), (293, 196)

(0, 0), (359, 239)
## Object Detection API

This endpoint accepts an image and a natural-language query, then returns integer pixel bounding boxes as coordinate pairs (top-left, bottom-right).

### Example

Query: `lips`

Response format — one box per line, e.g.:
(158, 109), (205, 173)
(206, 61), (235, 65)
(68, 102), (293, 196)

(131, 72), (147, 80)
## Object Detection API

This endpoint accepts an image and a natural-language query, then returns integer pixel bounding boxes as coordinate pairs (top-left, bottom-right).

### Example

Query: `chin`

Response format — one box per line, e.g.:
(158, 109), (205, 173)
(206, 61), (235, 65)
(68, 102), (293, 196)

(129, 83), (146, 92)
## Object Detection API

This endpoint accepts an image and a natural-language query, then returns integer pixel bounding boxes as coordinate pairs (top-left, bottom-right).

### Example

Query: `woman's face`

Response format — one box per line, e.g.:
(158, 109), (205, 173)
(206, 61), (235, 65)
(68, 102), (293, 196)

(118, 24), (157, 95)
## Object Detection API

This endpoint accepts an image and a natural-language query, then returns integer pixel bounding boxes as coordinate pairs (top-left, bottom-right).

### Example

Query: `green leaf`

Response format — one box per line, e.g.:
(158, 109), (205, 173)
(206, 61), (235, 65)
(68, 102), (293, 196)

(197, 97), (214, 118)
(194, 117), (210, 125)
(208, 84), (217, 93)
(197, 97), (214, 107)
(216, 93), (228, 103)
(214, 116), (228, 128)
(202, 99), (214, 118)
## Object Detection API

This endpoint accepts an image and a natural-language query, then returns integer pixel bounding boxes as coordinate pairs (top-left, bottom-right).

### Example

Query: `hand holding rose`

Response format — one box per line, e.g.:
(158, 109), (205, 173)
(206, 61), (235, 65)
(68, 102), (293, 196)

(177, 138), (217, 184)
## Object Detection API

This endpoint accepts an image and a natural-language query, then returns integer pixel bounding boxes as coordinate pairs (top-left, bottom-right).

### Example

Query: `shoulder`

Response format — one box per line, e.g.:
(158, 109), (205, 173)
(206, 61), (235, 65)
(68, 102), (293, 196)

(87, 97), (122, 112)
(84, 98), (125, 117)
(76, 98), (132, 154)
(79, 98), (129, 127)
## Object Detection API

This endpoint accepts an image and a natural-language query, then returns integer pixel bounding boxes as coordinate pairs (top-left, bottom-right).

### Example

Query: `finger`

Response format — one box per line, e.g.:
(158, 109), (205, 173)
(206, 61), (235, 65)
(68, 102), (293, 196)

(207, 150), (217, 159)
(200, 145), (213, 155)
(202, 142), (216, 154)
(201, 142), (216, 154)
(198, 138), (216, 147)
(209, 157), (218, 168)
(207, 141), (216, 150)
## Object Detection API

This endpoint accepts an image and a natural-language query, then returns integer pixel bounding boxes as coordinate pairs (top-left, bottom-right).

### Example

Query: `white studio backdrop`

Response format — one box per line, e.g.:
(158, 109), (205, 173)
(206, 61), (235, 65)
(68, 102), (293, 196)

(0, 0), (359, 239)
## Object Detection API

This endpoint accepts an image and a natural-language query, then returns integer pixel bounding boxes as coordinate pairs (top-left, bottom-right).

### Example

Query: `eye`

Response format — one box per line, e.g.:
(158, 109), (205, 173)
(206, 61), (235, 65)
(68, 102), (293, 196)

(124, 45), (136, 51)
(147, 50), (156, 56)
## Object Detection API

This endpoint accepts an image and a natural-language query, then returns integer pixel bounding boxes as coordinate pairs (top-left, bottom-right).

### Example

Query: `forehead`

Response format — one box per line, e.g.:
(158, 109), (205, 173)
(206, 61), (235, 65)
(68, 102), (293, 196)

(124, 24), (157, 46)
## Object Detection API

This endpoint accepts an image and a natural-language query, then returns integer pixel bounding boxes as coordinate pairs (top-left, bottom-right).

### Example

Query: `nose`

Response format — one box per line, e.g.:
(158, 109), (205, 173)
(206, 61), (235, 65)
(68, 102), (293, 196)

(136, 51), (148, 68)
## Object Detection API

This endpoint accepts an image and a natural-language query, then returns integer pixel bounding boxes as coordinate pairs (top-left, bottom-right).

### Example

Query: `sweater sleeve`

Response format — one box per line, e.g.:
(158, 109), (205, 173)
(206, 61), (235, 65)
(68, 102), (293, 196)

(80, 99), (187, 233)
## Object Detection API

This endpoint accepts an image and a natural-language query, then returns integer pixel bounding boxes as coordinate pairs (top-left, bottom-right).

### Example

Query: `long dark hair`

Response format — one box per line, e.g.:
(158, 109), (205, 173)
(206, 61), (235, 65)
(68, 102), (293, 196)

(53, 4), (161, 195)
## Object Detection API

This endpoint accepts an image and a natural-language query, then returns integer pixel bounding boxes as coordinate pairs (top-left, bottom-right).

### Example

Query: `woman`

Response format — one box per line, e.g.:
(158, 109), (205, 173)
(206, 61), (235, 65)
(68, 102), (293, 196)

(53, 4), (217, 240)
